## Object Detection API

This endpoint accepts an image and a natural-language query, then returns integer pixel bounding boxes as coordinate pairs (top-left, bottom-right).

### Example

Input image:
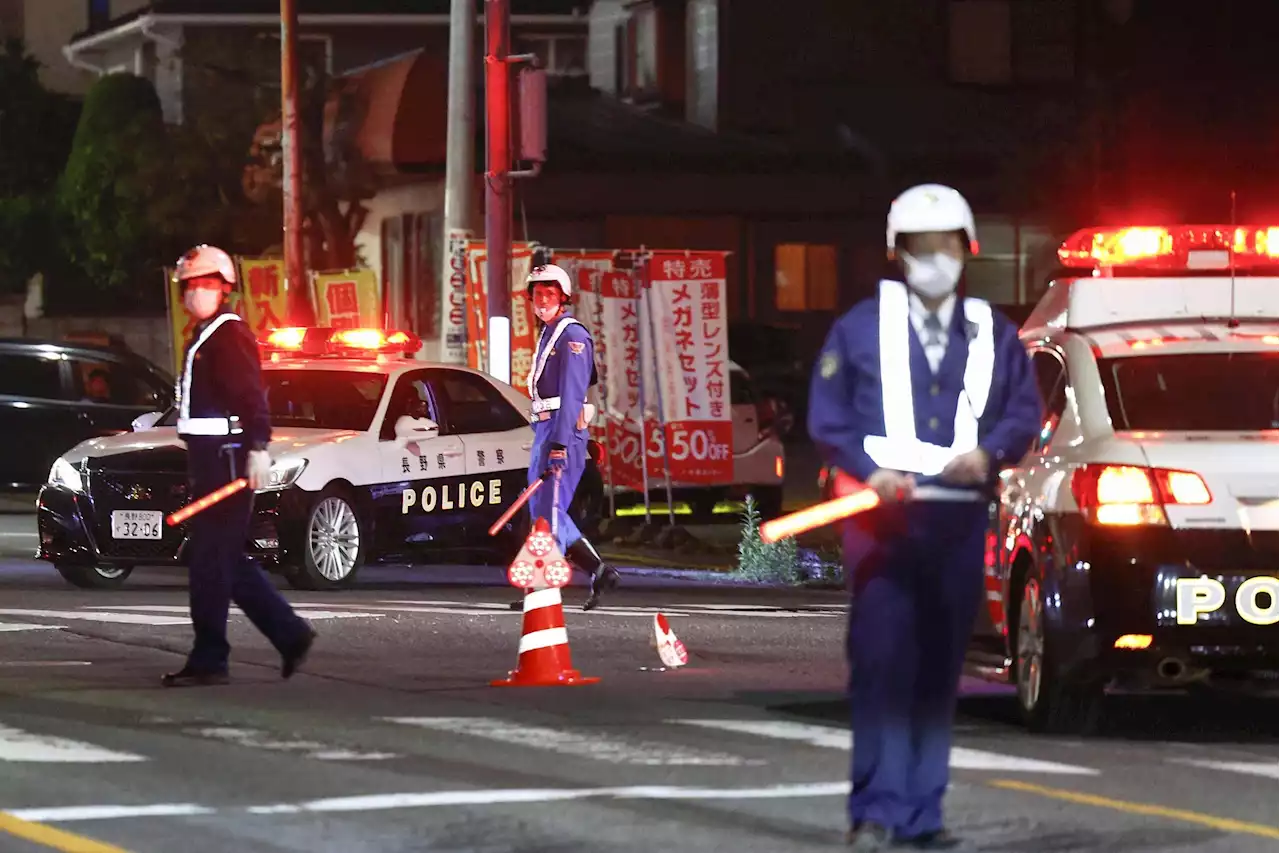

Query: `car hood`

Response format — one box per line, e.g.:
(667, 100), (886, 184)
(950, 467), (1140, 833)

(66, 427), (362, 472)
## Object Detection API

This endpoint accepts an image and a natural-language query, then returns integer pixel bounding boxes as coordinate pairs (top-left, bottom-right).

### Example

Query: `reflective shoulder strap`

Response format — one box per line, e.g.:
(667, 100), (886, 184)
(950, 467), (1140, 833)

(951, 297), (995, 453)
(530, 317), (582, 399)
(179, 313), (242, 420)
(877, 280), (915, 442)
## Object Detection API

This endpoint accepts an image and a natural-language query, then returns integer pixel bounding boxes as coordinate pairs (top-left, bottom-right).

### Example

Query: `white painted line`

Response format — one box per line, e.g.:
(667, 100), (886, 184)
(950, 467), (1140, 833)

(384, 717), (759, 767)
(246, 781), (850, 815)
(8, 804), (213, 822)
(0, 622), (63, 633)
(0, 725), (147, 763)
(671, 719), (1099, 776)
(1168, 758), (1280, 779)
(0, 661), (90, 667)
(190, 727), (397, 761)
(0, 609), (188, 626)
(0, 531), (38, 537)
(88, 605), (383, 621)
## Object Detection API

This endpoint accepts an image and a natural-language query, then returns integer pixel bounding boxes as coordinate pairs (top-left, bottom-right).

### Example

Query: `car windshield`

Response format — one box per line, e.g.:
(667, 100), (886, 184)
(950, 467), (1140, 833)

(264, 370), (387, 431)
(1100, 352), (1279, 431)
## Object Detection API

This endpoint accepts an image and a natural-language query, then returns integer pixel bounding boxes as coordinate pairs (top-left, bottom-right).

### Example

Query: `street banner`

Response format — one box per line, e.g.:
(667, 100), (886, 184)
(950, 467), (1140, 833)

(644, 251), (734, 484)
(311, 269), (381, 329)
(164, 266), (246, 375)
(463, 243), (536, 391)
(238, 258), (289, 338)
(438, 228), (471, 364)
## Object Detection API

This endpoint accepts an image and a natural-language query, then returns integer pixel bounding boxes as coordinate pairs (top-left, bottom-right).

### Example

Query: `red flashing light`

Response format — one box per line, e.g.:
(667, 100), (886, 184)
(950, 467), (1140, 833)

(259, 326), (422, 357)
(265, 327), (309, 350)
(328, 328), (421, 354)
(1058, 224), (1280, 271)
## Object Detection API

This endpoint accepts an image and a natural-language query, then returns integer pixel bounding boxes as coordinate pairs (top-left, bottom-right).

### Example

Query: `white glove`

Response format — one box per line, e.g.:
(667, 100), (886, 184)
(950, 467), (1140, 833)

(247, 449), (272, 491)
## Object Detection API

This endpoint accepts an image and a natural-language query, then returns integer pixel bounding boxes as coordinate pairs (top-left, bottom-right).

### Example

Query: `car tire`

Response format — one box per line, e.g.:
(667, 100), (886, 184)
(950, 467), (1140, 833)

(55, 562), (133, 590)
(1014, 569), (1103, 735)
(286, 486), (365, 591)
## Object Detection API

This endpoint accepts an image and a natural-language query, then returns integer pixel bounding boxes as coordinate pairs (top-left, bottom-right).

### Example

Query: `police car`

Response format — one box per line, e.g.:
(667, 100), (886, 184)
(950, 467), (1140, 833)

(964, 224), (1280, 733)
(36, 327), (605, 590)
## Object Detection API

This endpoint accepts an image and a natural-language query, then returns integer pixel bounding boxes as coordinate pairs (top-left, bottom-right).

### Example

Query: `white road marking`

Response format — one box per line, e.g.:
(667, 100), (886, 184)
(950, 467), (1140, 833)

(671, 719), (1100, 775)
(0, 661), (90, 667)
(8, 804), (213, 822)
(384, 717), (759, 767)
(88, 605), (383, 621)
(0, 622), (63, 633)
(1168, 757), (1279, 779)
(0, 609), (188, 626)
(0, 725), (146, 763)
(190, 727), (397, 761)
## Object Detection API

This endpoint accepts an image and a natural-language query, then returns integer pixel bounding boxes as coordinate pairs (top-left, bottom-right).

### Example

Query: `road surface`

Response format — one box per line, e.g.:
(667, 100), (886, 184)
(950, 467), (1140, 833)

(0, 513), (1275, 852)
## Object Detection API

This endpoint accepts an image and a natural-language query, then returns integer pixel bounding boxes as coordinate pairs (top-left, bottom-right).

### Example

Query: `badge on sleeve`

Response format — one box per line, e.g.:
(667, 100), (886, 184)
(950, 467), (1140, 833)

(568, 341), (585, 355)
(820, 351), (839, 379)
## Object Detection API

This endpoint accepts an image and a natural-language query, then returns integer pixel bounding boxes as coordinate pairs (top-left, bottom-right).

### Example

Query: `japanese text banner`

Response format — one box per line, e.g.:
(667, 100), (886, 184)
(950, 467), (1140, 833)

(464, 245), (536, 392)
(311, 269), (380, 329)
(239, 258), (288, 338)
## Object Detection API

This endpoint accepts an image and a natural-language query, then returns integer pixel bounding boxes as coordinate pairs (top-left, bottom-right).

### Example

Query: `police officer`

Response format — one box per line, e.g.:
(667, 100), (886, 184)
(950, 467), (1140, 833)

(517, 263), (620, 611)
(808, 186), (1042, 850)
(162, 245), (317, 687)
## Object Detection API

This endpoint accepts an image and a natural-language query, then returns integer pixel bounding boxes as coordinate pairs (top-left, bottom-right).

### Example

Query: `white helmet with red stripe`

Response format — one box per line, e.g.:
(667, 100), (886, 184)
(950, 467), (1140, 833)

(886, 184), (979, 255)
(526, 263), (572, 299)
(175, 244), (237, 287)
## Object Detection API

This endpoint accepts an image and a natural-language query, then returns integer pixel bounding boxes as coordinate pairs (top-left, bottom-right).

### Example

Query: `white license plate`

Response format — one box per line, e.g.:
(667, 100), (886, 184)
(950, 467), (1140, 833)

(110, 511), (163, 540)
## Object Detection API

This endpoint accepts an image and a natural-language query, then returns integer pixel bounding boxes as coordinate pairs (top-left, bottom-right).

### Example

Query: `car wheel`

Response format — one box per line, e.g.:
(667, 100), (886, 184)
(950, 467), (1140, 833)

(287, 486), (364, 591)
(55, 562), (133, 590)
(1015, 571), (1102, 734)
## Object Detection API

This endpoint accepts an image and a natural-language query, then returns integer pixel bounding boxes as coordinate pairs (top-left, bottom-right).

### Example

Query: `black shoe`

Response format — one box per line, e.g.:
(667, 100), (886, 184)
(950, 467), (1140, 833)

(846, 821), (893, 851)
(583, 564), (619, 611)
(509, 599), (525, 611)
(281, 623), (316, 679)
(161, 666), (229, 688)
(566, 538), (619, 611)
(896, 829), (963, 850)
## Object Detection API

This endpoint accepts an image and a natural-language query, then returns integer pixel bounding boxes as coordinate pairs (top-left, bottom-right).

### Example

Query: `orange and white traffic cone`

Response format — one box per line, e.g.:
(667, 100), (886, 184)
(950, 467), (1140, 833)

(492, 516), (600, 687)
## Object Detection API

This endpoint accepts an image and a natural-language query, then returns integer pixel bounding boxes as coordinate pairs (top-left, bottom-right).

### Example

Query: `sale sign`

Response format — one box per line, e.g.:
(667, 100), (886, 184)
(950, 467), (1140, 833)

(645, 251), (734, 484)
(239, 258), (289, 338)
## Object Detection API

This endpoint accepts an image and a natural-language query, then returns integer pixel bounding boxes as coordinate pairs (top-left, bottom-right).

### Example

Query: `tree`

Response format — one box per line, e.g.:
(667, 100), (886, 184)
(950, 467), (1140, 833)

(56, 73), (187, 311)
(0, 38), (80, 294)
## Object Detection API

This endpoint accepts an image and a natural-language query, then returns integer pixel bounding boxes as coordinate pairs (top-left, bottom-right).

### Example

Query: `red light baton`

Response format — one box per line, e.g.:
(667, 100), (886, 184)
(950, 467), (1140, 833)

(166, 478), (249, 527)
(759, 488), (881, 544)
(487, 470), (554, 537)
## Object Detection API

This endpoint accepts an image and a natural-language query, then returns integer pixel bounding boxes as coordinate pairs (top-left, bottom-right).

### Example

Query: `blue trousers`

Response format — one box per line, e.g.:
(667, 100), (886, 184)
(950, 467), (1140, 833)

(185, 438), (310, 673)
(841, 500), (987, 838)
(527, 419), (585, 552)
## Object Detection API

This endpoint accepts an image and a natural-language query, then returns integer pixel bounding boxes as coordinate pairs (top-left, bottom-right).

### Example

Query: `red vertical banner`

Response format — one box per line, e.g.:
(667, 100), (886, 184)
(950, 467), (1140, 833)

(645, 251), (734, 484)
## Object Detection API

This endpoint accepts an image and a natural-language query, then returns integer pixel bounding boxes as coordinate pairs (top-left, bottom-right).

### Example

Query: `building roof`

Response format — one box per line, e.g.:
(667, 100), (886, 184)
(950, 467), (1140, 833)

(70, 0), (588, 44)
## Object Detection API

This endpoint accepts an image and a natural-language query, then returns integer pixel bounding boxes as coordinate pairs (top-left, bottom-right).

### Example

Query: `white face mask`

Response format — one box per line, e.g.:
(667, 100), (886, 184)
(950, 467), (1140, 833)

(183, 287), (222, 320)
(901, 251), (963, 299)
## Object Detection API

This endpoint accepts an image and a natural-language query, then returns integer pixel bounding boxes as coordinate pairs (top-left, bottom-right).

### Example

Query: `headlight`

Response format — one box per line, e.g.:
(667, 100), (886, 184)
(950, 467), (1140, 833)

(258, 458), (307, 492)
(48, 457), (84, 493)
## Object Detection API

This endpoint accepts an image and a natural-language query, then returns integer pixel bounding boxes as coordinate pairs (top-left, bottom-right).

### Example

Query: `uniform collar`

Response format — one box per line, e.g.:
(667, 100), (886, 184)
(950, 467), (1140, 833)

(907, 290), (957, 330)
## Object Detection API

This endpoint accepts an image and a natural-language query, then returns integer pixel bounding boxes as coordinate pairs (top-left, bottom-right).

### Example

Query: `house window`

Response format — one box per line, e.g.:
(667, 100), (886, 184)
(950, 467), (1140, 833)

(617, 1), (659, 99)
(516, 34), (587, 78)
(774, 244), (838, 312)
(949, 0), (1076, 85)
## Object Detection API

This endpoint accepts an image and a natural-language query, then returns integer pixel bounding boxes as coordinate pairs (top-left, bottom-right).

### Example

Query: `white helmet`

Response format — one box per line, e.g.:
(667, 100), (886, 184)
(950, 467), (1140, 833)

(526, 263), (572, 299)
(175, 244), (237, 286)
(886, 184), (979, 255)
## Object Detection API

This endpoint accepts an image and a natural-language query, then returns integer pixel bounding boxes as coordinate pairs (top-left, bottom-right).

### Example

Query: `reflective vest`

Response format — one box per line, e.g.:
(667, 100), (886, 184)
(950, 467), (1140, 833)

(862, 280), (995, 477)
(176, 312), (244, 436)
(527, 315), (584, 415)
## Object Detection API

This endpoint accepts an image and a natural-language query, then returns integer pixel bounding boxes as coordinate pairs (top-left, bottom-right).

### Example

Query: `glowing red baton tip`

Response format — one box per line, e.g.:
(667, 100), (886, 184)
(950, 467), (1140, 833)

(487, 477), (546, 537)
(166, 478), (249, 527)
(758, 488), (881, 543)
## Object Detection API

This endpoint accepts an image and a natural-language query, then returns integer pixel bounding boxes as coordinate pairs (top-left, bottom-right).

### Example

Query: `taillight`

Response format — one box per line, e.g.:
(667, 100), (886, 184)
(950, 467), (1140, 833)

(1071, 464), (1212, 526)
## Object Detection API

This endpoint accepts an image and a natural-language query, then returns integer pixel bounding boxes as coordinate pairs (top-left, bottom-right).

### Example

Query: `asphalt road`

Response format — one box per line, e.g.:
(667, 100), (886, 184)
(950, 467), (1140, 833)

(0, 512), (1275, 853)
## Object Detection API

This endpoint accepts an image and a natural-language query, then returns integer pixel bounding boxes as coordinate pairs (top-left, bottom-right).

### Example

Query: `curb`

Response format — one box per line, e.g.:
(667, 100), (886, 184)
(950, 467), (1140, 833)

(600, 550), (735, 573)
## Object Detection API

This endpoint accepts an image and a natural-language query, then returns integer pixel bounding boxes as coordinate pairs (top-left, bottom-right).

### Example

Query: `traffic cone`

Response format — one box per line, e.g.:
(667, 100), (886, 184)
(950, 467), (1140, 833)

(653, 612), (689, 668)
(492, 518), (600, 687)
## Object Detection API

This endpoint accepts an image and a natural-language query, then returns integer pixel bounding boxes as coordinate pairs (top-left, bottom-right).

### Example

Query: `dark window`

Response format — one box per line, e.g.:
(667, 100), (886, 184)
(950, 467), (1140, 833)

(265, 371), (387, 431)
(1100, 353), (1280, 432)
(380, 371), (444, 441)
(0, 353), (65, 400)
(435, 371), (528, 435)
(71, 358), (171, 408)
(1029, 349), (1066, 448)
(729, 368), (755, 405)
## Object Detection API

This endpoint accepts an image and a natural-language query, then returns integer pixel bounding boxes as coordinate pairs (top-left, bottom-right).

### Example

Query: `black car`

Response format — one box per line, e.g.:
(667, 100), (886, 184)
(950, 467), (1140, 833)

(0, 338), (174, 491)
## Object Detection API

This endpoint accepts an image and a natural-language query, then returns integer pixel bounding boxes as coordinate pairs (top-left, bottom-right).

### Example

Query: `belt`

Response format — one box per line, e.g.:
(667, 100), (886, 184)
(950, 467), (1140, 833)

(532, 412), (553, 422)
(911, 485), (987, 503)
(530, 396), (561, 414)
(177, 416), (242, 436)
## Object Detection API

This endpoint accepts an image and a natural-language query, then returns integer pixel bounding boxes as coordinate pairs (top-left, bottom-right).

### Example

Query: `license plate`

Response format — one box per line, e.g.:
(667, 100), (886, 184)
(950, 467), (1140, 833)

(110, 510), (163, 540)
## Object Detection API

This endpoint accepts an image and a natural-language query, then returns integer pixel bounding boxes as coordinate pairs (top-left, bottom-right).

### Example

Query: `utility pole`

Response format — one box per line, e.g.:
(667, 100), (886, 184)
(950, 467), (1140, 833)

(439, 0), (475, 365)
(280, 0), (307, 324)
(483, 0), (512, 383)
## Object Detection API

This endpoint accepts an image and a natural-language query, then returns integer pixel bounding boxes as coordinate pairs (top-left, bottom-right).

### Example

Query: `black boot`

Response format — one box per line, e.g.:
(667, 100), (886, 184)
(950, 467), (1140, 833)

(566, 538), (619, 611)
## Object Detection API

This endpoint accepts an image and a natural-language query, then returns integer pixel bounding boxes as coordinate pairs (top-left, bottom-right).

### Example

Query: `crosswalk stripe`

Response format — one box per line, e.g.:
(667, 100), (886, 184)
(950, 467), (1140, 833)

(0, 609), (187, 626)
(383, 717), (759, 767)
(670, 719), (1100, 776)
(0, 725), (146, 763)
(87, 605), (384, 622)
(0, 622), (62, 633)
(188, 727), (397, 761)
(1167, 758), (1279, 779)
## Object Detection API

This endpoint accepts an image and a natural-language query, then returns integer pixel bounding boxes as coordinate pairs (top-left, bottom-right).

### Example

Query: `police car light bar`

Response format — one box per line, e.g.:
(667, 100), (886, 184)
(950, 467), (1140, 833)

(259, 327), (422, 357)
(1058, 225), (1280, 271)
(328, 328), (422, 355)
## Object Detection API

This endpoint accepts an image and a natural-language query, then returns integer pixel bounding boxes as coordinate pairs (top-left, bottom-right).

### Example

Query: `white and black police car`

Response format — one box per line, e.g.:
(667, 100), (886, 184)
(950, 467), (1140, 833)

(965, 223), (1280, 732)
(37, 326), (605, 590)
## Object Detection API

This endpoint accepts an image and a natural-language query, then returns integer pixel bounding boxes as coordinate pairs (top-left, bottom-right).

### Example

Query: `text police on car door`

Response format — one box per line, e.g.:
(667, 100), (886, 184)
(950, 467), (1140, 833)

(402, 478), (503, 514)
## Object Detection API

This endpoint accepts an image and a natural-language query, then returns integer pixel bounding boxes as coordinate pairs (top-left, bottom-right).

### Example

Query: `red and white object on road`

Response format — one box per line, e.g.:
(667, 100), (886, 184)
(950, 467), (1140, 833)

(493, 517), (599, 687)
(653, 613), (688, 668)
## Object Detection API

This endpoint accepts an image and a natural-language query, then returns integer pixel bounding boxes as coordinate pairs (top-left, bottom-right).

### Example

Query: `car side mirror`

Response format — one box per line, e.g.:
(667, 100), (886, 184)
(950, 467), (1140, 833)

(131, 411), (163, 432)
(394, 416), (439, 447)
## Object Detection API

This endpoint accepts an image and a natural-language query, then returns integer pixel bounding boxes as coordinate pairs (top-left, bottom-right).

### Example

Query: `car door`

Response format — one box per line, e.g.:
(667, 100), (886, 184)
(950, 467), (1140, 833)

(428, 368), (533, 537)
(66, 352), (174, 438)
(374, 369), (468, 554)
(0, 347), (85, 490)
